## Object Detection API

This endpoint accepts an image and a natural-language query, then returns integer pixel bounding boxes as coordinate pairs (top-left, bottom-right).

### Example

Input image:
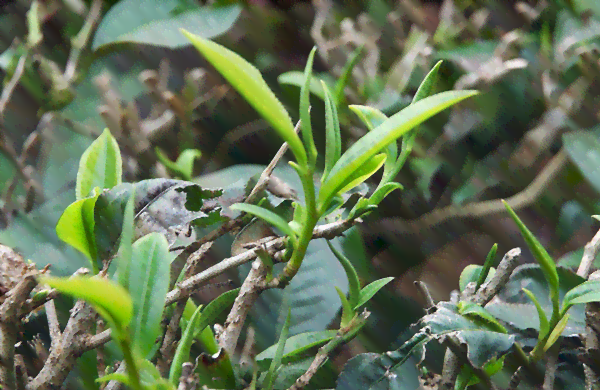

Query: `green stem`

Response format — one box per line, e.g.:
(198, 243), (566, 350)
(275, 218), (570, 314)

(120, 338), (142, 390)
(277, 168), (318, 287)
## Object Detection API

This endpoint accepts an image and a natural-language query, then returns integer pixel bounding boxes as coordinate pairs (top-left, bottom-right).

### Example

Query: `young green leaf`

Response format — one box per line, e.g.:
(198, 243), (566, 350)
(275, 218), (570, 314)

(169, 303), (203, 386)
(354, 277), (394, 310)
(459, 264), (496, 293)
(255, 330), (337, 365)
(348, 105), (397, 176)
(181, 30), (306, 166)
(368, 182), (403, 207)
(128, 233), (171, 357)
(503, 200), (560, 308)
(333, 45), (363, 105)
(230, 203), (296, 241)
(319, 90), (478, 207)
(563, 280), (600, 307)
(116, 190), (136, 288)
(40, 276), (132, 336)
(335, 153), (386, 197)
(327, 240), (360, 309)
(544, 313), (570, 352)
(155, 148), (201, 180)
(300, 47), (318, 165)
(412, 60), (443, 103)
(458, 301), (508, 334)
(277, 71), (325, 100)
(336, 286), (354, 328)
(56, 190), (100, 269)
(322, 81), (342, 181)
(26, 1), (42, 48)
(76, 128), (122, 200)
(263, 309), (291, 390)
(476, 243), (498, 290)
(170, 287), (240, 385)
(522, 288), (549, 340)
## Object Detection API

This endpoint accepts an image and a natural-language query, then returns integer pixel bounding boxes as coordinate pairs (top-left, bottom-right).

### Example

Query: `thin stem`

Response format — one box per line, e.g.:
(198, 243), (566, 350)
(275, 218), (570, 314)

(120, 339), (142, 390)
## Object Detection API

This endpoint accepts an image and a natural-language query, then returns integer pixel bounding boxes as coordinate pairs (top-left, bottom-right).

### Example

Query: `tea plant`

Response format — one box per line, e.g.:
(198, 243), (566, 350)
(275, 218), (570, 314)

(0, 31), (476, 389)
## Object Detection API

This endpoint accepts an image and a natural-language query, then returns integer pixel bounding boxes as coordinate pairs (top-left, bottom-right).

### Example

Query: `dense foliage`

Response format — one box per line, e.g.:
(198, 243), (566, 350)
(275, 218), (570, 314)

(2, 0), (600, 389)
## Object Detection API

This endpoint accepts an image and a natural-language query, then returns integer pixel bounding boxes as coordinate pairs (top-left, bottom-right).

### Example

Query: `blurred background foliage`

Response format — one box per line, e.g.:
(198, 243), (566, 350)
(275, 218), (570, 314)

(3, 0), (600, 387)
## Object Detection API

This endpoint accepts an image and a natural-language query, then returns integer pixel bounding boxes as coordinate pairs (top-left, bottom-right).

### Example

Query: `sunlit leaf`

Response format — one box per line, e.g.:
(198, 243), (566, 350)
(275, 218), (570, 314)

(264, 309), (292, 390)
(128, 233), (171, 357)
(230, 203), (296, 240)
(322, 82), (342, 181)
(522, 287), (549, 340)
(76, 128), (122, 200)
(41, 276), (133, 336)
(320, 90), (477, 207)
(336, 153), (386, 197)
(564, 280), (600, 307)
(56, 191), (100, 266)
(182, 30), (306, 165)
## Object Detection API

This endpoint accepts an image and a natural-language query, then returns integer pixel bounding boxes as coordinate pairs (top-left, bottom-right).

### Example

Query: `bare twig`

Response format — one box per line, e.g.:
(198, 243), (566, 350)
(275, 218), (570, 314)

(583, 270), (600, 390)
(543, 343), (559, 390)
(64, 0), (103, 83)
(177, 362), (197, 390)
(414, 281), (435, 308)
(83, 218), (359, 353)
(217, 258), (268, 357)
(0, 272), (38, 389)
(44, 300), (62, 346)
(578, 228), (600, 278)
(471, 248), (521, 306)
(15, 354), (28, 390)
(158, 242), (214, 375)
(288, 310), (370, 390)
(27, 300), (97, 390)
(0, 52), (28, 120)
(245, 120), (301, 204)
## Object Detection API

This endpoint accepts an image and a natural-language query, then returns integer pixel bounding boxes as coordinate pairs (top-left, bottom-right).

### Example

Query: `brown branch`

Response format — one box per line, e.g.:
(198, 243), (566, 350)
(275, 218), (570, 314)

(158, 242), (213, 375)
(44, 300), (61, 346)
(288, 310), (370, 390)
(0, 272), (38, 389)
(578, 228), (600, 278)
(217, 258), (268, 357)
(83, 218), (359, 354)
(63, 0), (103, 83)
(470, 248), (521, 306)
(27, 300), (97, 389)
(0, 52), (28, 120)
(583, 270), (600, 390)
(177, 362), (198, 390)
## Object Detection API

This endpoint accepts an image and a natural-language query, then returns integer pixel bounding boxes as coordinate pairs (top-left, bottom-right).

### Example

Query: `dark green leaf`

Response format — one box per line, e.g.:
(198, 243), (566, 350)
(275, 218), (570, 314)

(423, 302), (515, 367)
(93, 1), (241, 51)
(564, 280), (600, 306)
(355, 277), (394, 310)
(563, 130), (600, 194)
(76, 129), (122, 200)
(477, 243), (498, 290)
